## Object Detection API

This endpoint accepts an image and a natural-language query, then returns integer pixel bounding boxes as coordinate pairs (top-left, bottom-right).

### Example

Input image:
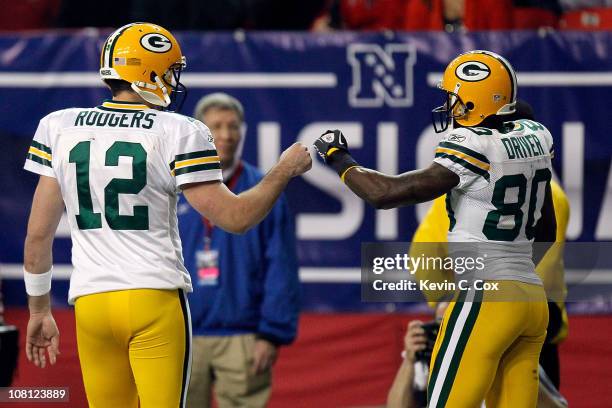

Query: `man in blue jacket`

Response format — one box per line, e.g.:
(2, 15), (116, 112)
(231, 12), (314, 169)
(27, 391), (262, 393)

(180, 93), (300, 408)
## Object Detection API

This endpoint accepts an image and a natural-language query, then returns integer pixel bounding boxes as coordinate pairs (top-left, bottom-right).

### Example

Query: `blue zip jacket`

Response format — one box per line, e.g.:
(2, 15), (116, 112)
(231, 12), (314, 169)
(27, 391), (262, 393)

(178, 161), (300, 345)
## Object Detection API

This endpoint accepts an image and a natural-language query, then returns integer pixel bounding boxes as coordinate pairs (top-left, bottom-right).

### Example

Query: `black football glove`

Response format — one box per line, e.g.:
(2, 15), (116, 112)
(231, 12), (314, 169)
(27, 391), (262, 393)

(313, 129), (359, 178)
(313, 129), (350, 163)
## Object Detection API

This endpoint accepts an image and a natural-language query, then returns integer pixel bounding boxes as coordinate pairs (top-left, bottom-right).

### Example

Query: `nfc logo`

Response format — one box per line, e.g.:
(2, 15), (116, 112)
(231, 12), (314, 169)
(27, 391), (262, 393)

(347, 43), (417, 108)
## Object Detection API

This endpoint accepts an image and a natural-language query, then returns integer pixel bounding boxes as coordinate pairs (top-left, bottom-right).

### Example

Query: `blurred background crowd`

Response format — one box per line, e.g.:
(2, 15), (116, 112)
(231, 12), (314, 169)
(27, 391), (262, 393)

(1, 0), (612, 32)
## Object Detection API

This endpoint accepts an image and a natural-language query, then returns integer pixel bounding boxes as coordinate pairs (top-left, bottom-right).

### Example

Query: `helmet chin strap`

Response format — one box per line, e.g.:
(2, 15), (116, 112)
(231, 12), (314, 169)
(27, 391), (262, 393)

(153, 75), (172, 106)
(450, 83), (468, 121)
(130, 79), (171, 107)
(450, 83), (461, 104)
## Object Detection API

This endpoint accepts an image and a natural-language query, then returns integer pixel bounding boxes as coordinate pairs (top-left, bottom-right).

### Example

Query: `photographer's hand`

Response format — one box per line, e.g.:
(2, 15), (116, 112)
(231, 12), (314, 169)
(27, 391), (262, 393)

(403, 320), (427, 364)
(388, 320), (427, 408)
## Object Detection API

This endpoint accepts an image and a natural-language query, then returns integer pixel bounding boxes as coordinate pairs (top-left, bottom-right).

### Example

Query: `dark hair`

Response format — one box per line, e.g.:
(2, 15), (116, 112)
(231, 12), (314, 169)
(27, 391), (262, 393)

(103, 79), (134, 97)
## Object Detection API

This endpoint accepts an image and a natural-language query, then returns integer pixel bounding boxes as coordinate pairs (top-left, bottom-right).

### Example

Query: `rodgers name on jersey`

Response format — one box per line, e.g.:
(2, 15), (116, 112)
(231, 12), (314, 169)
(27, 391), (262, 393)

(433, 119), (554, 284)
(74, 108), (157, 129)
(24, 100), (222, 303)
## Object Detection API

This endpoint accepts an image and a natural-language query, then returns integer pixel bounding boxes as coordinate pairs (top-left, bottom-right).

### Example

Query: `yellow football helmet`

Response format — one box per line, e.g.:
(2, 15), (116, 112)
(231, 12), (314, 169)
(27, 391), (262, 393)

(432, 50), (517, 133)
(99, 22), (187, 109)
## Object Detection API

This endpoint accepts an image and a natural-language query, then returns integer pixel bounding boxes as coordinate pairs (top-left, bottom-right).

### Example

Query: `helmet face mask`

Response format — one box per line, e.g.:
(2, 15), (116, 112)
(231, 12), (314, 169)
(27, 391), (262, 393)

(432, 89), (468, 133)
(100, 23), (187, 111)
(432, 50), (517, 133)
(164, 62), (188, 112)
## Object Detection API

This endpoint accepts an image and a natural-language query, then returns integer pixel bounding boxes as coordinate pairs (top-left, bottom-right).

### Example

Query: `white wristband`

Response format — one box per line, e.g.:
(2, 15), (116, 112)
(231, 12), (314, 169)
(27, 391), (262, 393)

(24, 268), (53, 296)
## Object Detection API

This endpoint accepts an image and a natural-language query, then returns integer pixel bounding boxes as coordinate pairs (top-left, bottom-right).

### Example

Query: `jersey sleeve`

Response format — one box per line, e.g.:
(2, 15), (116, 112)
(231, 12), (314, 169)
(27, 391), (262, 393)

(170, 120), (222, 188)
(23, 115), (56, 178)
(542, 126), (555, 159)
(433, 129), (490, 191)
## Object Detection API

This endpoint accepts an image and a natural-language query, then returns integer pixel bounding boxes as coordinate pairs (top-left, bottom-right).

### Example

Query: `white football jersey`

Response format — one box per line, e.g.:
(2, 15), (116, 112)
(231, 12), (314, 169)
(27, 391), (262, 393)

(433, 120), (554, 284)
(24, 100), (222, 303)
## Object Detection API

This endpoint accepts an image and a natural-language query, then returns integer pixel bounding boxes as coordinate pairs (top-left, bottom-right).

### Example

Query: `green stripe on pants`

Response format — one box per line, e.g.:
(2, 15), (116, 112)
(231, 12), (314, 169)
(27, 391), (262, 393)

(437, 290), (484, 406)
(427, 290), (468, 405)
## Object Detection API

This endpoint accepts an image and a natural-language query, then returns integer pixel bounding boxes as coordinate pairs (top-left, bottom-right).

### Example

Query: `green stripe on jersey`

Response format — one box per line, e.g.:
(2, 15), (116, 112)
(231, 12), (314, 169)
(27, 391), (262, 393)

(174, 162), (221, 176)
(31, 140), (52, 154)
(27, 153), (52, 168)
(435, 152), (490, 181)
(175, 150), (217, 162)
(439, 141), (489, 164)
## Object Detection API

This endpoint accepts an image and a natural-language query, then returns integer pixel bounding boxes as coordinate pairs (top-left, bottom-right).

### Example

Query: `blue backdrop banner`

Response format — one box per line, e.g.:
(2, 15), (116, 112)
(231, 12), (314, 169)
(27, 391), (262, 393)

(1, 31), (611, 310)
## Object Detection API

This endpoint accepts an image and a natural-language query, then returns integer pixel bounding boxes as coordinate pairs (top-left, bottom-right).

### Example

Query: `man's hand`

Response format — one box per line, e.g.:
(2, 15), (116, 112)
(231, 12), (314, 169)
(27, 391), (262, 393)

(403, 320), (427, 364)
(313, 129), (350, 162)
(26, 311), (60, 368)
(277, 142), (312, 177)
(251, 339), (278, 375)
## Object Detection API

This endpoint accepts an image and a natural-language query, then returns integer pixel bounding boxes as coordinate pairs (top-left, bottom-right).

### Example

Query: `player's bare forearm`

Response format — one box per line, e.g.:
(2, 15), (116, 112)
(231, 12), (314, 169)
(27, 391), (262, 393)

(24, 176), (64, 312)
(24, 234), (54, 313)
(183, 173), (289, 234)
(227, 163), (294, 233)
(24, 234), (54, 274)
(183, 142), (311, 233)
(313, 130), (458, 208)
(24, 177), (63, 273)
(344, 163), (459, 209)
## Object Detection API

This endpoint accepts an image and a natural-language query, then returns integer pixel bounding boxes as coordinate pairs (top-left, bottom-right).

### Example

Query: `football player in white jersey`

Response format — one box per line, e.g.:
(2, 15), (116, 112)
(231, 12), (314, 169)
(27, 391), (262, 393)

(23, 23), (311, 408)
(315, 50), (556, 407)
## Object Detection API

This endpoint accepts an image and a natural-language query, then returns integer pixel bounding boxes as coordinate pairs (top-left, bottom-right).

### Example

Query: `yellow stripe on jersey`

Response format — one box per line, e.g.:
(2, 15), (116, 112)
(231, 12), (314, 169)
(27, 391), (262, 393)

(435, 147), (490, 172)
(101, 101), (149, 110)
(28, 146), (52, 161)
(170, 150), (221, 176)
(171, 156), (220, 176)
(27, 140), (53, 168)
(170, 149), (221, 176)
(174, 156), (220, 170)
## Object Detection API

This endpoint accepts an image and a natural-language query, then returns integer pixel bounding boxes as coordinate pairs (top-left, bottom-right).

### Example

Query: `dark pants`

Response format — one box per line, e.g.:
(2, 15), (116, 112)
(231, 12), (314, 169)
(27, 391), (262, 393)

(0, 325), (19, 386)
(539, 302), (562, 389)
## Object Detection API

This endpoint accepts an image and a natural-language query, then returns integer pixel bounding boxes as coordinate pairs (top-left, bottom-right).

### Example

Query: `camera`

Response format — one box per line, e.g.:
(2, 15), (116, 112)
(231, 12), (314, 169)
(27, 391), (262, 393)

(415, 320), (440, 363)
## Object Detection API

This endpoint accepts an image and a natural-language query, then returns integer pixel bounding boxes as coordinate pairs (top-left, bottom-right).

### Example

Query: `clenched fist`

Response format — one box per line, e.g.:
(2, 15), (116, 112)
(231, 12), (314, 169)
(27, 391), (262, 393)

(278, 142), (312, 177)
(313, 129), (359, 179)
(313, 129), (350, 162)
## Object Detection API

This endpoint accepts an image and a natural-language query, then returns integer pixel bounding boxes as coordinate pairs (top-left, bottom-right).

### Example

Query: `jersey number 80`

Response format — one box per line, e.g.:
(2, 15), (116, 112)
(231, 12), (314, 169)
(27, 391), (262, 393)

(483, 168), (552, 241)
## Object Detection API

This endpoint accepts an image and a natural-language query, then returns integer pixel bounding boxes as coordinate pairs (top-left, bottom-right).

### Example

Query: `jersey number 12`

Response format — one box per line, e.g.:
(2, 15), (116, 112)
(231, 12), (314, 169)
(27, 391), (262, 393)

(69, 141), (149, 230)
